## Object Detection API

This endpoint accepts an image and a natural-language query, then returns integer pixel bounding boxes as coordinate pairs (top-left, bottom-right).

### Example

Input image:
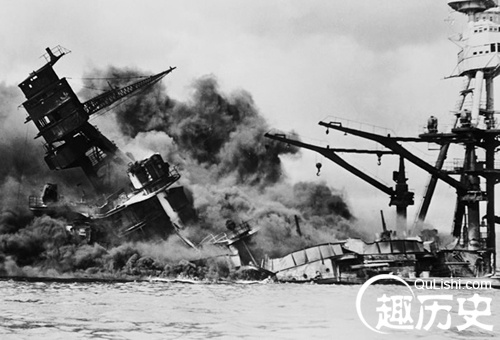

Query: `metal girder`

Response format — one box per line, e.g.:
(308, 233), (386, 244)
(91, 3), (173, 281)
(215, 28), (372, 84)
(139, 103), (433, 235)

(319, 121), (468, 192)
(322, 148), (395, 155)
(264, 133), (395, 196)
(416, 143), (451, 223)
(82, 67), (176, 116)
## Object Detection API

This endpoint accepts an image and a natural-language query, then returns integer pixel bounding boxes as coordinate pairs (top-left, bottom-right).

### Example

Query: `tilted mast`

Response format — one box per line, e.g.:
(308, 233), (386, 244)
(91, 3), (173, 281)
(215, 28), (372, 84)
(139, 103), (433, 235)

(18, 46), (175, 195)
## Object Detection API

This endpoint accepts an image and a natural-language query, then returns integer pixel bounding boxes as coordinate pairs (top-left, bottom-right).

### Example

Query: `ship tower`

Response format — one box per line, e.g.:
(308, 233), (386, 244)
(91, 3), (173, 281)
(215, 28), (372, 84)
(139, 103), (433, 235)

(18, 47), (186, 242)
(265, 0), (500, 276)
(418, 1), (500, 252)
(19, 47), (175, 195)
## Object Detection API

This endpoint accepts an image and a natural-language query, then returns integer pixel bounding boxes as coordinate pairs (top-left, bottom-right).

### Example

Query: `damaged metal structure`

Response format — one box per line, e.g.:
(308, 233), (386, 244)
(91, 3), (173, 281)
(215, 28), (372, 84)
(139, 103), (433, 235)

(264, 0), (500, 283)
(19, 46), (190, 244)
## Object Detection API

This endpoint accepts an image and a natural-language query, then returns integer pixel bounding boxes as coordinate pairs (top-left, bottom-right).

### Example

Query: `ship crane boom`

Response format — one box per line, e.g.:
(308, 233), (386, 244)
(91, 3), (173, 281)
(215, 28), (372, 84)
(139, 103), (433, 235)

(82, 67), (176, 116)
(264, 132), (395, 196)
(318, 121), (468, 192)
(18, 47), (177, 194)
(265, 132), (415, 234)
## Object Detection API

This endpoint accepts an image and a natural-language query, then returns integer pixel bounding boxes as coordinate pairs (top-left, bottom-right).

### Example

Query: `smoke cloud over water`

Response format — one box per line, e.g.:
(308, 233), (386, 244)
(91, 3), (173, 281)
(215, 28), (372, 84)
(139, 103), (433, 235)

(0, 66), (363, 280)
(0, 83), (97, 212)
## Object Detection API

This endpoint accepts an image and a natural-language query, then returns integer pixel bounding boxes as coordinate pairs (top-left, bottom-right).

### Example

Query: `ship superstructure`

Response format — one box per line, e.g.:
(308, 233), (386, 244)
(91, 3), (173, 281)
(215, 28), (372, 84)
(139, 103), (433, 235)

(19, 47), (190, 244)
(19, 47), (175, 194)
(265, 0), (500, 279)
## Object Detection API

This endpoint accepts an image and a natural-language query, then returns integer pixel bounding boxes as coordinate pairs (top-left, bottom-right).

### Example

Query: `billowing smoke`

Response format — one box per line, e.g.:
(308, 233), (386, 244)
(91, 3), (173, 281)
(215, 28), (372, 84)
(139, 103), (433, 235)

(0, 64), (363, 280)
(0, 84), (49, 211)
(83, 70), (297, 188)
(0, 84), (96, 213)
(86, 67), (364, 262)
(0, 214), (230, 279)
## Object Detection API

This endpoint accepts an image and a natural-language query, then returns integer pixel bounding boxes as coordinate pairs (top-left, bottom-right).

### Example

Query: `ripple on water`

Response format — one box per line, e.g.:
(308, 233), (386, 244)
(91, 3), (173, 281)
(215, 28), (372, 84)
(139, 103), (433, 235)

(0, 280), (499, 340)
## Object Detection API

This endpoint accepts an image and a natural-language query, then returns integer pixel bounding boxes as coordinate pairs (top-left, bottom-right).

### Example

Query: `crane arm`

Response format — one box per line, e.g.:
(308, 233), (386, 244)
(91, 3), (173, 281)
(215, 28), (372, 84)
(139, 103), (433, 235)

(319, 121), (467, 192)
(82, 67), (176, 116)
(264, 132), (396, 196)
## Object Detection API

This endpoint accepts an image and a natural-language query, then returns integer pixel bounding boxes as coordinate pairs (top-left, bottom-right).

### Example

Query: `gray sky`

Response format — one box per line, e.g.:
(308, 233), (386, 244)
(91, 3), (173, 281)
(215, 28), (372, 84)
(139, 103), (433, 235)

(0, 1), (480, 232)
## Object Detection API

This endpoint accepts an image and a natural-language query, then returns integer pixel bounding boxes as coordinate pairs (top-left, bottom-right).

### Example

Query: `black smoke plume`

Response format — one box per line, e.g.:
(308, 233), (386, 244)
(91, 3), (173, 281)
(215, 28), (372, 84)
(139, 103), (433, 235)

(83, 70), (296, 188)
(0, 84), (96, 213)
(0, 64), (362, 279)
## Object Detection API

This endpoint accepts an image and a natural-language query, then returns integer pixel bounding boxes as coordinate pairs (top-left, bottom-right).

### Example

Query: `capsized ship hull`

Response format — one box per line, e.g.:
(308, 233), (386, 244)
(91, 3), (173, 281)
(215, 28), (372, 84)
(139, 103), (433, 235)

(262, 239), (436, 284)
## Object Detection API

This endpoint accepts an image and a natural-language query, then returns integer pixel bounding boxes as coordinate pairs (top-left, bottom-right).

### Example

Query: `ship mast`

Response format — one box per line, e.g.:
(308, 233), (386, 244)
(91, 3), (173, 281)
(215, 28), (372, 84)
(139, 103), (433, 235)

(417, 1), (499, 228)
(417, 1), (500, 257)
(18, 46), (175, 195)
(264, 132), (414, 235)
(266, 1), (500, 275)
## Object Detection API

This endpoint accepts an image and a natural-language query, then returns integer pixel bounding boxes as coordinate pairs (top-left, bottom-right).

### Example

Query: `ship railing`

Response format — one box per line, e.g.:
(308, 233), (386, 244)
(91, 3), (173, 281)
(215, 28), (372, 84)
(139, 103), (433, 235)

(28, 195), (65, 209)
(134, 165), (182, 194)
(148, 166), (181, 188)
(199, 222), (254, 247)
(420, 120), (500, 133)
(321, 116), (397, 137)
(150, 165), (181, 186)
(441, 158), (465, 172)
(29, 196), (46, 208)
(168, 166), (181, 182)
(41, 45), (71, 63)
(86, 147), (106, 167)
(199, 234), (216, 245)
(227, 221), (252, 237)
(441, 158), (500, 172)
(419, 123), (455, 135)
(199, 233), (230, 246)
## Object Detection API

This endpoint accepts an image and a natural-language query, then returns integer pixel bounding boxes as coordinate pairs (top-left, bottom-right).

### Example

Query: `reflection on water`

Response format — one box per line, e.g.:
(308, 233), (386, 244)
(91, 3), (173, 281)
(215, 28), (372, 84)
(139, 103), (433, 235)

(0, 280), (498, 340)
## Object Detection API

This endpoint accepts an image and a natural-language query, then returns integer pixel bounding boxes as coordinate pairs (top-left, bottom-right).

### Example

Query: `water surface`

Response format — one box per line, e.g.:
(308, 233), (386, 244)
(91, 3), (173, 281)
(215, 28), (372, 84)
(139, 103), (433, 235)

(0, 280), (498, 339)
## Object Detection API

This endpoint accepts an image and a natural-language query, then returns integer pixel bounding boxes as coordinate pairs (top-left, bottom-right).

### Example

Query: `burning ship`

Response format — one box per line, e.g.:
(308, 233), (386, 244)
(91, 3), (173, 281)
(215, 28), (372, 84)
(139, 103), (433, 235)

(15, 1), (500, 285)
(18, 46), (191, 245)
(15, 46), (267, 279)
(264, 0), (500, 283)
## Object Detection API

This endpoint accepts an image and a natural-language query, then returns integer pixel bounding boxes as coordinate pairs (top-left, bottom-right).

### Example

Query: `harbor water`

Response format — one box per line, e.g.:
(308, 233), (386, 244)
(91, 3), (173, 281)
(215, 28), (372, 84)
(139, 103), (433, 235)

(1, 279), (499, 340)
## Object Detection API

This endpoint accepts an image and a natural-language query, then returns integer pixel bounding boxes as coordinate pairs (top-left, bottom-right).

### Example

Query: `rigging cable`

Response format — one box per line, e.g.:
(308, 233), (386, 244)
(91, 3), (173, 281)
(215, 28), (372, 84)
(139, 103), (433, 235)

(67, 75), (150, 80)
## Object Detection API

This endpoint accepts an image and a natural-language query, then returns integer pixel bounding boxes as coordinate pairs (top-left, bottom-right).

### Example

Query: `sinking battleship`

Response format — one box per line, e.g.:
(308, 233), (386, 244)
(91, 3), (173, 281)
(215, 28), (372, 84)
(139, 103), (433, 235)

(264, 0), (500, 284)
(17, 47), (265, 279)
(18, 46), (192, 246)
(17, 1), (500, 285)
